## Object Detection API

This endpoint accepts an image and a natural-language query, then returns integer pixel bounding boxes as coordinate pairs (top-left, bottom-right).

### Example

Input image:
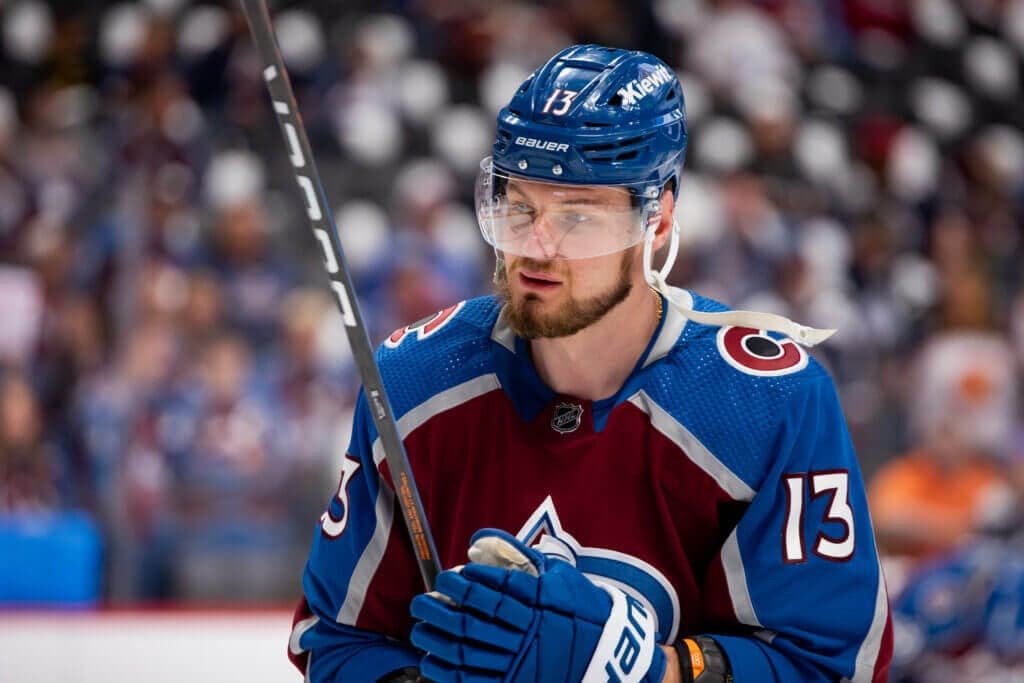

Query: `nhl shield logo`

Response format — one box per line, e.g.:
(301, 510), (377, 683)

(551, 402), (583, 434)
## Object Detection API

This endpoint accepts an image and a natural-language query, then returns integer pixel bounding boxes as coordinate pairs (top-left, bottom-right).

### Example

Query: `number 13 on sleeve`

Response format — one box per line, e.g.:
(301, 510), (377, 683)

(783, 471), (855, 564)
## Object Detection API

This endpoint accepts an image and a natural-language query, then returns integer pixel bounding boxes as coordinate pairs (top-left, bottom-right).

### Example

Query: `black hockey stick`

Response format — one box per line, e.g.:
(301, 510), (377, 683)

(239, 0), (441, 590)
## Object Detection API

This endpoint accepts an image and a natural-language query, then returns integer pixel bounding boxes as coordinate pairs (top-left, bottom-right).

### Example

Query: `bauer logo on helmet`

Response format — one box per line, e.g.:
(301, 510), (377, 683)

(514, 136), (570, 153)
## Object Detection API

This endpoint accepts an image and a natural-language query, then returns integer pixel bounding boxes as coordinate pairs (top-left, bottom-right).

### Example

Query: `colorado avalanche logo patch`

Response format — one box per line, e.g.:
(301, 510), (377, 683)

(551, 402), (583, 434)
(517, 496), (681, 643)
(716, 326), (808, 377)
(385, 301), (465, 348)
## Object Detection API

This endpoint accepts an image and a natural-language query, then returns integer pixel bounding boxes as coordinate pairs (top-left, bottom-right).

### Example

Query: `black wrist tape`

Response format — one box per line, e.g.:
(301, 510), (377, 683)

(377, 666), (423, 683)
(672, 636), (732, 683)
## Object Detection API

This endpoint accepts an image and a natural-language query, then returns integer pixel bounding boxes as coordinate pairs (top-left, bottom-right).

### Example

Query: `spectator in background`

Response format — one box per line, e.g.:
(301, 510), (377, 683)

(179, 269), (226, 355)
(269, 288), (355, 525)
(0, 372), (60, 513)
(203, 151), (294, 349)
(689, 172), (792, 306)
(0, 89), (36, 260)
(75, 317), (181, 599)
(173, 331), (298, 601)
(869, 330), (1017, 562)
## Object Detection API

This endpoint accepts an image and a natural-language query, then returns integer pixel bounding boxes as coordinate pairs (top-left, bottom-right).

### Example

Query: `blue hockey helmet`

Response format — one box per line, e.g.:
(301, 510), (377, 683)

(491, 44), (687, 198)
(476, 45), (688, 262)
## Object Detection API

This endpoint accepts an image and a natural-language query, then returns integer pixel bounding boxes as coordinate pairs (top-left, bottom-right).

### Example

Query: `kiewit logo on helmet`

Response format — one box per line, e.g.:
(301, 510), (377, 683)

(515, 136), (569, 153)
(616, 64), (673, 107)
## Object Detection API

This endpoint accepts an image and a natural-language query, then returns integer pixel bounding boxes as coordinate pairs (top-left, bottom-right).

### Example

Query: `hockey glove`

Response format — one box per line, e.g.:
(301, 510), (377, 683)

(410, 528), (667, 683)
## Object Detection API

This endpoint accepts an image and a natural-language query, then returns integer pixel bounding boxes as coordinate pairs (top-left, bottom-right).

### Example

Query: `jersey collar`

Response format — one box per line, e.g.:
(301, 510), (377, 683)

(489, 293), (685, 430)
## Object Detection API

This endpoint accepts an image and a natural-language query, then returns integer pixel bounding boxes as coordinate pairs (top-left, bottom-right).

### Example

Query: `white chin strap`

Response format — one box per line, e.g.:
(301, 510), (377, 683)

(643, 220), (836, 348)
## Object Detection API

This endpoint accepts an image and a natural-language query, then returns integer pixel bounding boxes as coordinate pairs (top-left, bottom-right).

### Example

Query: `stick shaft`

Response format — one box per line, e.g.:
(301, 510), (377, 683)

(239, 0), (441, 590)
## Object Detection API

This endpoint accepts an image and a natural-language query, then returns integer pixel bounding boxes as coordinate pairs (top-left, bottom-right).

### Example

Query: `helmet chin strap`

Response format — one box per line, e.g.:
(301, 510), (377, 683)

(644, 219), (836, 348)
(642, 216), (679, 287)
(492, 250), (505, 285)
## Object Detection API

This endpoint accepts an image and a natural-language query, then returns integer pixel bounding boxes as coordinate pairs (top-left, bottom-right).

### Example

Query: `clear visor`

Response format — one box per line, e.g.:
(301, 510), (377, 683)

(475, 157), (660, 260)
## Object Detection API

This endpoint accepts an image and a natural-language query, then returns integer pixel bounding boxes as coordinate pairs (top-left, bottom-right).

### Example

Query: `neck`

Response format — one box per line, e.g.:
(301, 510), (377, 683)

(529, 279), (661, 401)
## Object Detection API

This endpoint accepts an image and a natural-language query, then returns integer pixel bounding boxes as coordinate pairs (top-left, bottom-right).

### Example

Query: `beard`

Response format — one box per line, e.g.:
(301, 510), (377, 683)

(495, 250), (634, 339)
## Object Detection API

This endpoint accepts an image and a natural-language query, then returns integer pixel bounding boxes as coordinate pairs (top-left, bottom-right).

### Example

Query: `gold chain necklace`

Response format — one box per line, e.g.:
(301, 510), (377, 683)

(650, 287), (663, 321)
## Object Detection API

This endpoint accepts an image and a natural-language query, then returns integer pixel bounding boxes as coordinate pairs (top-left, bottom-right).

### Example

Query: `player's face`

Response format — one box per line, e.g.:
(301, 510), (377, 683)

(495, 180), (641, 339)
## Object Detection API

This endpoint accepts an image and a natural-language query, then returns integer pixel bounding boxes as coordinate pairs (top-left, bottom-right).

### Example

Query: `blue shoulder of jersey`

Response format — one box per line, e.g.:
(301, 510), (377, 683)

(373, 296), (502, 420)
(639, 290), (836, 493)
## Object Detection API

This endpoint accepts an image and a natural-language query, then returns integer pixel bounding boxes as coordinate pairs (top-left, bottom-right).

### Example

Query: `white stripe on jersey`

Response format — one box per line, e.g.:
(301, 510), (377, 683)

(337, 484), (395, 625)
(848, 559), (889, 683)
(642, 287), (692, 369)
(721, 531), (762, 628)
(491, 314), (516, 352)
(339, 373), (501, 625)
(370, 374), (502, 468)
(627, 391), (756, 502)
(289, 614), (319, 655)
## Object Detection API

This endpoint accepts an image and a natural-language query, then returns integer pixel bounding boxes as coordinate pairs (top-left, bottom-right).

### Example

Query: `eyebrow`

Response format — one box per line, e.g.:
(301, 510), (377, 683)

(507, 181), (610, 208)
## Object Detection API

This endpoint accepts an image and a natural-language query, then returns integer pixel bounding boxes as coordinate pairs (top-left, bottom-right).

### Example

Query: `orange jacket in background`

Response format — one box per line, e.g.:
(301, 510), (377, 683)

(869, 450), (1005, 558)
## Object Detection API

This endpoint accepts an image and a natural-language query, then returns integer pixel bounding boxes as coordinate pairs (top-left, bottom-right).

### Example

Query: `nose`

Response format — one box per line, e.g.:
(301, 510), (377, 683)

(519, 213), (561, 260)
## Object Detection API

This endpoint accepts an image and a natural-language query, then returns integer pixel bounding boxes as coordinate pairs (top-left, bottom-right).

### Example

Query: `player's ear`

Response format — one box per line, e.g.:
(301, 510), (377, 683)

(650, 188), (675, 253)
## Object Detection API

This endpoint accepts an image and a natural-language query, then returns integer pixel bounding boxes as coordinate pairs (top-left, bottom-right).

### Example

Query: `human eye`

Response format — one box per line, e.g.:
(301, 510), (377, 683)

(555, 211), (596, 231)
(504, 203), (535, 232)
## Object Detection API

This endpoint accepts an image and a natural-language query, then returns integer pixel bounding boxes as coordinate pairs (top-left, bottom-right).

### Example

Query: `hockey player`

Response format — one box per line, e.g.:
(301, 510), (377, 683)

(288, 45), (892, 682)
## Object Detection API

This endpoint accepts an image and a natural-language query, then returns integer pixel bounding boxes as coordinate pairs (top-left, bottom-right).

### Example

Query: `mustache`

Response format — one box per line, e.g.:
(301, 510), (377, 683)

(509, 257), (564, 275)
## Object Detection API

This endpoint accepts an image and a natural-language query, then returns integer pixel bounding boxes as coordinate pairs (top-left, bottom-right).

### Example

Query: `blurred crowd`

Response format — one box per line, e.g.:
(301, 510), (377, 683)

(0, 0), (1023, 673)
